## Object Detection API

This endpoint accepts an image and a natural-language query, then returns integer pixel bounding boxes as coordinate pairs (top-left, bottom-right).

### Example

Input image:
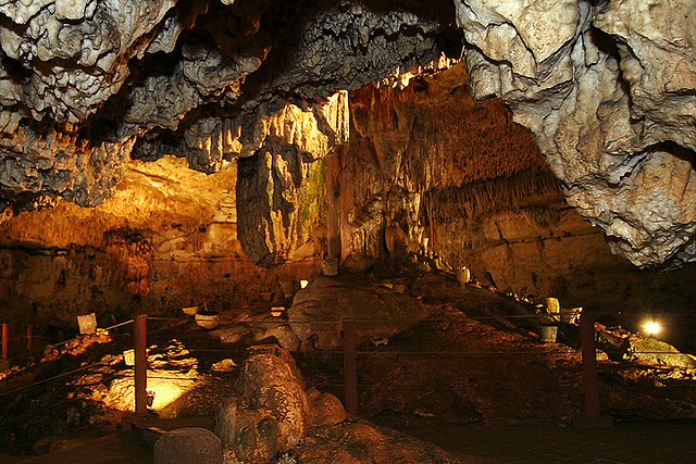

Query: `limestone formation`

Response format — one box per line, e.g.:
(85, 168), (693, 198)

(288, 276), (428, 351)
(154, 427), (223, 464)
(215, 344), (462, 464)
(0, 0), (692, 268)
(455, 0), (695, 267)
(215, 345), (312, 463)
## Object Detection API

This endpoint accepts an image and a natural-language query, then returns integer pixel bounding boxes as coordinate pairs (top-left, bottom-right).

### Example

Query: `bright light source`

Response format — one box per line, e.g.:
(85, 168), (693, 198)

(642, 320), (662, 336)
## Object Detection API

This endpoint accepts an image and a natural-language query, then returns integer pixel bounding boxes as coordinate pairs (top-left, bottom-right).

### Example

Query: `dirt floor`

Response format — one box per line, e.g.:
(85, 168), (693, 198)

(0, 428), (151, 464)
(2, 422), (695, 464)
(403, 422), (696, 464)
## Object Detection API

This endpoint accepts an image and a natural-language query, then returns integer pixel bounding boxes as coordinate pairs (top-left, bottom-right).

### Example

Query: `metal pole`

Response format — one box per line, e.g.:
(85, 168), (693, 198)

(134, 314), (148, 415)
(343, 319), (358, 415)
(580, 313), (600, 421)
(1, 323), (8, 361)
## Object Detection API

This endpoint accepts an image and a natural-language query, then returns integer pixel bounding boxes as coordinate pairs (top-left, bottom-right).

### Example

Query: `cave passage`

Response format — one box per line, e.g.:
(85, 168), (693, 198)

(0, 1), (695, 463)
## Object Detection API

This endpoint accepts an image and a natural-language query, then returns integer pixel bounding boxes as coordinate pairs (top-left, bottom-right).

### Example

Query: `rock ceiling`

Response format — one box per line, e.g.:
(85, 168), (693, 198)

(0, 0), (693, 268)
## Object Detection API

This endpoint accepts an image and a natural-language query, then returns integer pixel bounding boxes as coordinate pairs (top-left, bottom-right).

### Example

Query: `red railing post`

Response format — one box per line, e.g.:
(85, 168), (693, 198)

(26, 324), (32, 354)
(2, 323), (8, 362)
(342, 319), (358, 415)
(134, 314), (148, 415)
(580, 313), (600, 421)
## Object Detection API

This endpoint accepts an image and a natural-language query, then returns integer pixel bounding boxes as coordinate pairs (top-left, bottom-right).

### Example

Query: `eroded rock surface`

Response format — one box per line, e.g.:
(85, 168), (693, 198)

(277, 420), (463, 464)
(289, 275), (428, 351)
(0, 0), (692, 269)
(456, 0), (695, 267)
(215, 344), (462, 464)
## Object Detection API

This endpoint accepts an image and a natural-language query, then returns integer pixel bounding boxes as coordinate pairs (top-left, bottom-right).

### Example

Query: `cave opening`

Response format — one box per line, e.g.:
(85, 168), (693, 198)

(0, 1), (695, 463)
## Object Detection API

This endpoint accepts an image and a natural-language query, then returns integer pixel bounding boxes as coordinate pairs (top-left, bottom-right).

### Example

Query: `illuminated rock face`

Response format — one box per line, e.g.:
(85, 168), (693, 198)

(455, 0), (695, 268)
(336, 63), (696, 312)
(0, 157), (319, 325)
(0, 0), (693, 268)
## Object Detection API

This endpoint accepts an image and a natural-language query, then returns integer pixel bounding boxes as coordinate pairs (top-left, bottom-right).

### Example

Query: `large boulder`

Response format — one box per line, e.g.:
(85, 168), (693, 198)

(216, 343), (460, 464)
(216, 345), (312, 464)
(153, 427), (223, 464)
(275, 420), (463, 464)
(624, 336), (696, 369)
(289, 276), (428, 350)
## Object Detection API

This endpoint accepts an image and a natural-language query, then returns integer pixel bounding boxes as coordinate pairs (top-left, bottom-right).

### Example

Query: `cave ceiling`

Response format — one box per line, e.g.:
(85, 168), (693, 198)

(0, 0), (693, 269)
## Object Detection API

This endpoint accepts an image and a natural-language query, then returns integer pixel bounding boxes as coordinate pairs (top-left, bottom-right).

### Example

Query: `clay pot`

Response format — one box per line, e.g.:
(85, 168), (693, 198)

(182, 306), (198, 316)
(123, 349), (135, 366)
(456, 267), (471, 287)
(538, 324), (558, 343)
(195, 312), (220, 330)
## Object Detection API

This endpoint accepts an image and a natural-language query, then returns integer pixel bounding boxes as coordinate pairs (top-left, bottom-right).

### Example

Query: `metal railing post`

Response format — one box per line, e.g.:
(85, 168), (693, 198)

(342, 319), (358, 415)
(580, 313), (600, 421)
(134, 314), (148, 415)
(26, 324), (32, 354)
(1, 323), (8, 362)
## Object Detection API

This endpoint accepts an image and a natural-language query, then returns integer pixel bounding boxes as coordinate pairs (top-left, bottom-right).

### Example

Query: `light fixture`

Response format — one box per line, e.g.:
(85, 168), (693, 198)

(271, 306), (286, 317)
(642, 320), (662, 336)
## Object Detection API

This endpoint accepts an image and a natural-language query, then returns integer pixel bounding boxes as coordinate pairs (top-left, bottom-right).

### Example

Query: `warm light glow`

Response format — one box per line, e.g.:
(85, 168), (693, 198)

(642, 320), (662, 336)
(147, 378), (195, 410)
(271, 306), (286, 317)
(106, 375), (197, 413)
(300, 279), (309, 289)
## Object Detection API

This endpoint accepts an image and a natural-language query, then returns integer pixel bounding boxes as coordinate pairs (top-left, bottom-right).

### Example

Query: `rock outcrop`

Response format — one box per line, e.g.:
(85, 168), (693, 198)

(217, 345), (311, 464)
(0, 0), (692, 269)
(456, 0), (695, 267)
(154, 428), (224, 464)
(215, 344), (462, 464)
(288, 275), (428, 351)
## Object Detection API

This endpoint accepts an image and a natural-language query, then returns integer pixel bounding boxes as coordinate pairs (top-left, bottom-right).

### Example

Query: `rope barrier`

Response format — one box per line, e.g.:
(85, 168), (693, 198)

(145, 313), (695, 326)
(0, 360), (110, 397)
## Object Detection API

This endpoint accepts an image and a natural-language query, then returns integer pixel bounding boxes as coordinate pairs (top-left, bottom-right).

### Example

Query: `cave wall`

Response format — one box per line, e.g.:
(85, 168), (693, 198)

(0, 0), (693, 268)
(457, 0), (696, 268)
(335, 64), (696, 312)
(0, 59), (692, 328)
(0, 156), (318, 327)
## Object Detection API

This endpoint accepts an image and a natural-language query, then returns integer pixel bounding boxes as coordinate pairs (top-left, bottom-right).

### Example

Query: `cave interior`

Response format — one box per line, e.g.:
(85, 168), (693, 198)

(0, 1), (695, 463)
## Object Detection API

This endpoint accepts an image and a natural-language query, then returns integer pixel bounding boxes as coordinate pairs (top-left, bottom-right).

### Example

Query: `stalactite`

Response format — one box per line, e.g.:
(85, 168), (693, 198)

(427, 170), (561, 223)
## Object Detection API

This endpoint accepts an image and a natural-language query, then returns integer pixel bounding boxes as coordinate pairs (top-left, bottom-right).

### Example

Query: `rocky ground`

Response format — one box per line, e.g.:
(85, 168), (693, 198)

(0, 270), (694, 462)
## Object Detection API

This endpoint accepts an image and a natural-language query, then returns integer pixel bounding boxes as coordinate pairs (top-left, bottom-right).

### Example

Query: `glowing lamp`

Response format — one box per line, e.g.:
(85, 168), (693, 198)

(300, 280), (309, 289)
(642, 320), (662, 336)
(271, 306), (286, 317)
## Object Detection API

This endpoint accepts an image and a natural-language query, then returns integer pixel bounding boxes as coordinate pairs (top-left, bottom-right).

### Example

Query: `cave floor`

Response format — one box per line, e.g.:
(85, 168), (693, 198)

(0, 428), (151, 464)
(1, 272), (694, 461)
(402, 422), (696, 464)
(1, 422), (694, 464)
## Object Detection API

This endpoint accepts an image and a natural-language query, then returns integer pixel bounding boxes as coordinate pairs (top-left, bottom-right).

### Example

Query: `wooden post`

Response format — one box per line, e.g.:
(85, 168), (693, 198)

(26, 324), (32, 354)
(342, 319), (358, 415)
(134, 314), (148, 415)
(580, 313), (600, 421)
(1, 323), (8, 361)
